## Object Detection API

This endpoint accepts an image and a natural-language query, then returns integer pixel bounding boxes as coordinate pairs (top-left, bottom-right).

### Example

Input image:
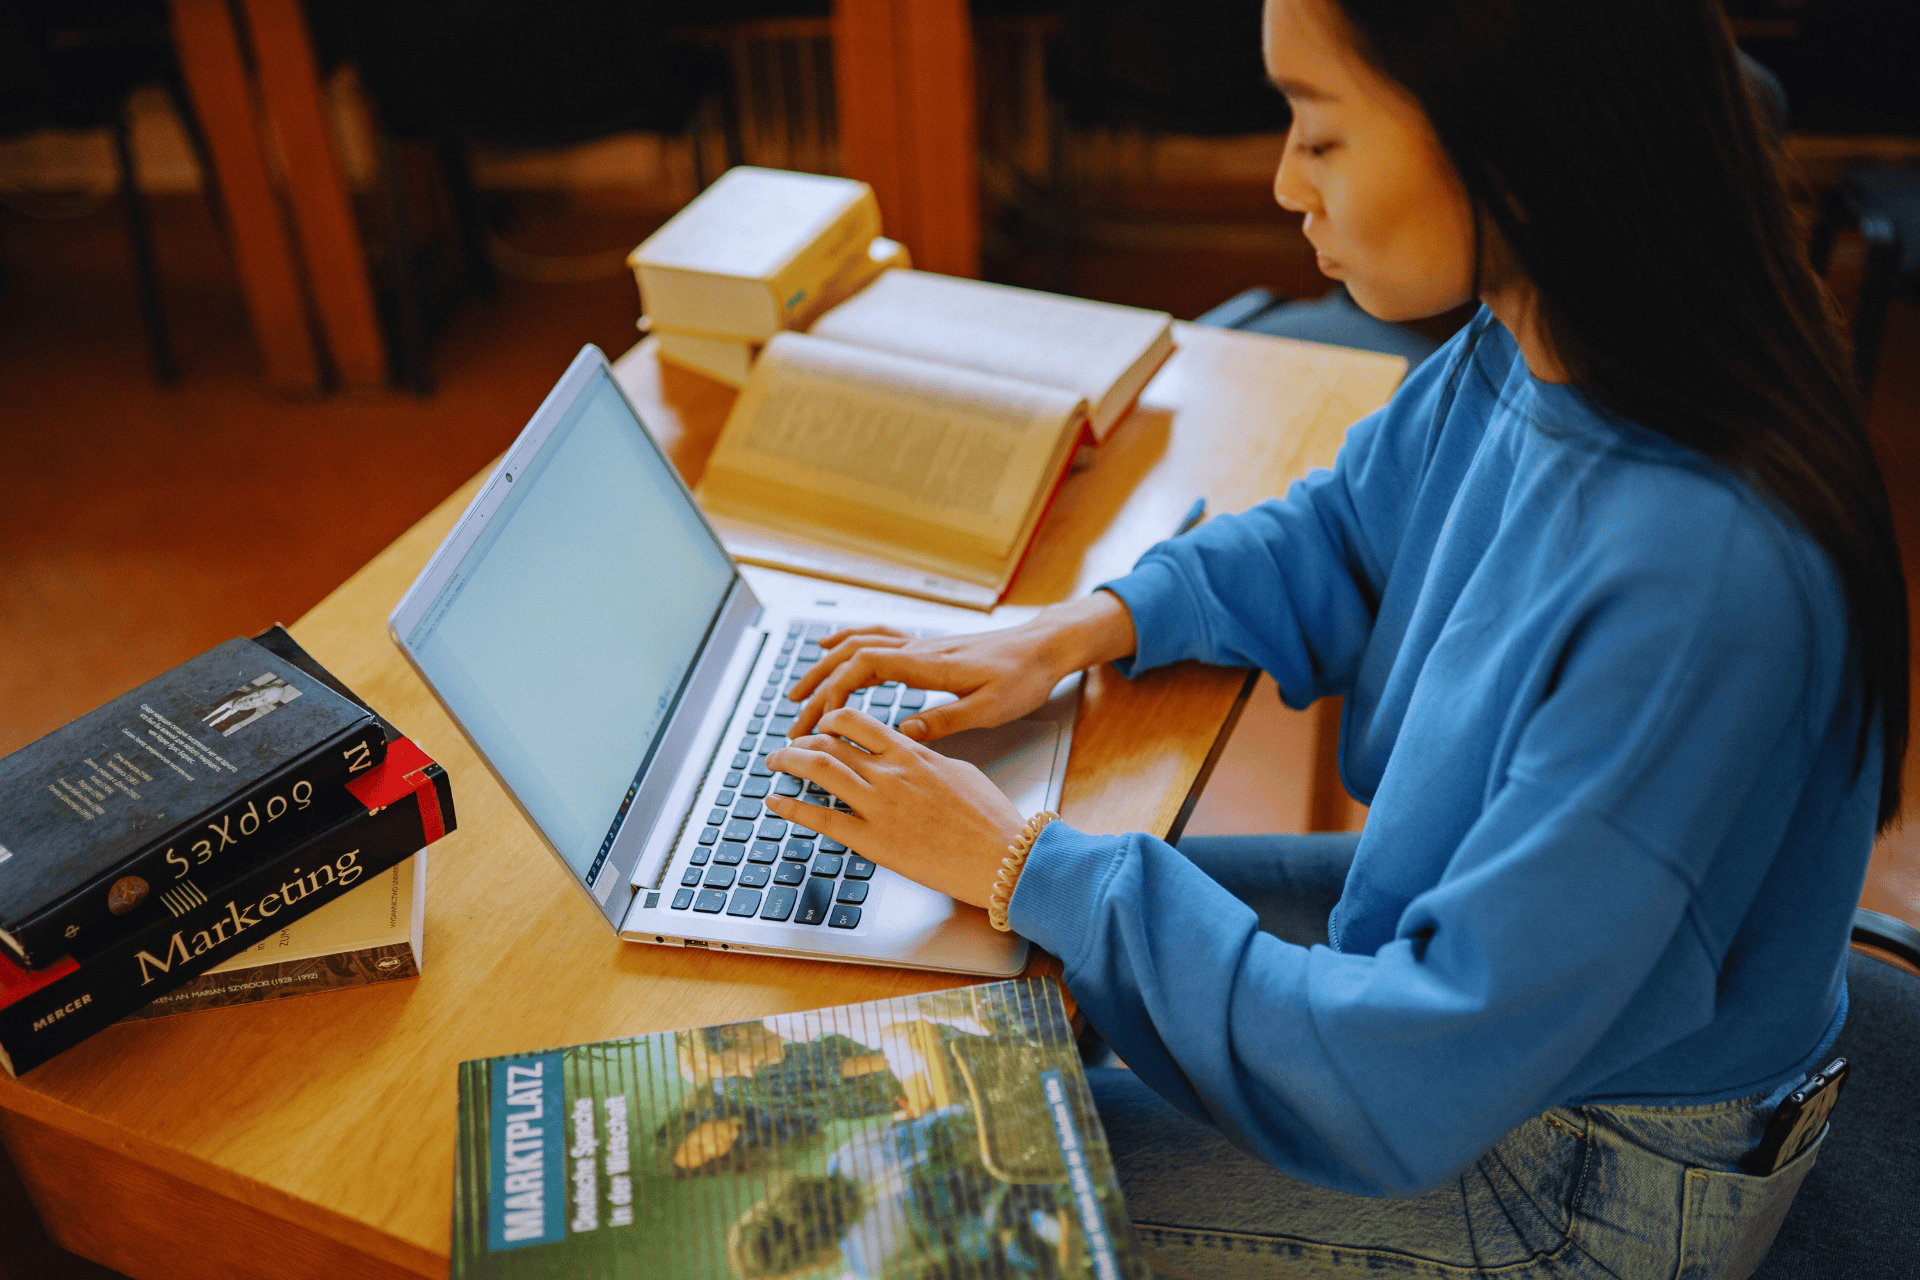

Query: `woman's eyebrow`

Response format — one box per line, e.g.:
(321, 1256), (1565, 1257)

(1271, 76), (1339, 103)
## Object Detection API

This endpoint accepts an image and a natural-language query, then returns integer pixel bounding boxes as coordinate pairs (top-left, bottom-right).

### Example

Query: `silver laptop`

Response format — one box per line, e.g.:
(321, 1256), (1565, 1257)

(389, 345), (1075, 976)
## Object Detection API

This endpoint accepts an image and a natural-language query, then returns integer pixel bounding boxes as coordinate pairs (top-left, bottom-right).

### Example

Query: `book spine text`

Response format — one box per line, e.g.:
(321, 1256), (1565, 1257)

(0, 764), (448, 1077)
(14, 719), (389, 967)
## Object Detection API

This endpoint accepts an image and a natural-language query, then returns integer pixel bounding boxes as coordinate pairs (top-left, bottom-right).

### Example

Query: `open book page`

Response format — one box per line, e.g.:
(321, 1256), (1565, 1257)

(699, 331), (1087, 574)
(809, 270), (1174, 440)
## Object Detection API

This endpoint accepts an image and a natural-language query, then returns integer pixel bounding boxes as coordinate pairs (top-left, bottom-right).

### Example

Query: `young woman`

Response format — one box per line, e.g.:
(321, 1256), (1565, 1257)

(765, 0), (1908, 1275)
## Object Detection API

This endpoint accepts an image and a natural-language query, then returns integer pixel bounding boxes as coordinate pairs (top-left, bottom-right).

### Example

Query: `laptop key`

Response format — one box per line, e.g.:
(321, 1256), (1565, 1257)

(748, 840), (781, 864)
(812, 854), (844, 877)
(899, 689), (928, 710)
(750, 755), (774, 778)
(844, 855), (875, 879)
(738, 864), (771, 888)
(759, 819), (789, 841)
(773, 862), (806, 886)
(727, 889), (762, 917)
(866, 686), (896, 708)
(681, 866), (703, 887)
(671, 888), (695, 910)
(707, 808), (727, 826)
(737, 734), (758, 753)
(819, 836), (848, 854)
(724, 769), (743, 787)
(761, 885), (798, 921)
(754, 701), (772, 718)
(723, 818), (755, 843)
(773, 775), (803, 798)
(697, 825), (719, 845)
(693, 889), (728, 913)
(747, 718), (765, 734)
(732, 798), (762, 820)
(781, 839), (814, 862)
(690, 846), (711, 865)
(828, 904), (861, 929)
(741, 777), (771, 799)
(795, 878), (834, 925)
(714, 842), (746, 866)
(836, 880), (868, 905)
(705, 866), (736, 889)
(715, 791), (735, 806)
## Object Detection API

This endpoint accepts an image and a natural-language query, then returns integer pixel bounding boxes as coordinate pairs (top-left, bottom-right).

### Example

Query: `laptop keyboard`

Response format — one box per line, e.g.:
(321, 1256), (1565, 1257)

(664, 620), (939, 930)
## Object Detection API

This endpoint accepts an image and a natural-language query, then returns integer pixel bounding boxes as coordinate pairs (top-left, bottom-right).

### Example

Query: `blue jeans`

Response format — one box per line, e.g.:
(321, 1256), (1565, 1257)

(1087, 833), (1822, 1279)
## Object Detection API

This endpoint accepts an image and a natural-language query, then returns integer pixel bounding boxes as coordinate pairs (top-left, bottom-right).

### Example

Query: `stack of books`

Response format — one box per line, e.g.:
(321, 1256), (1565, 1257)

(628, 165), (909, 389)
(0, 626), (456, 1076)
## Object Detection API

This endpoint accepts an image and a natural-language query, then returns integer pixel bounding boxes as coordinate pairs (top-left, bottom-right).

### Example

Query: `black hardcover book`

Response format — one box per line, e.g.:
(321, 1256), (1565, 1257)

(0, 637), (389, 969)
(0, 739), (455, 1077)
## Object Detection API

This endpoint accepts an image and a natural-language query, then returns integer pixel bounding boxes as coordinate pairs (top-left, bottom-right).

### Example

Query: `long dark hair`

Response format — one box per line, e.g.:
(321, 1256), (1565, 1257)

(1328, 0), (1909, 828)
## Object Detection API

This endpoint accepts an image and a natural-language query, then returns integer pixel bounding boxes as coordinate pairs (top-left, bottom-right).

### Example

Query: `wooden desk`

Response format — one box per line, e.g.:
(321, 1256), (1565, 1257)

(0, 327), (1402, 1280)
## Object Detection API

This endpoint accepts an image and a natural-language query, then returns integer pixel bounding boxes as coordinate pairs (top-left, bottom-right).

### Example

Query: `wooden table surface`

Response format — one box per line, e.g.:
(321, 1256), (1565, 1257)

(0, 326), (1402, 1280)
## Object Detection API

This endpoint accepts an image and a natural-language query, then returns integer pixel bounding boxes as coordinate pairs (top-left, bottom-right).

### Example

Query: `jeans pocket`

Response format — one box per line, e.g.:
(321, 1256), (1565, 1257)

(1674, 1128), (1825, 1280)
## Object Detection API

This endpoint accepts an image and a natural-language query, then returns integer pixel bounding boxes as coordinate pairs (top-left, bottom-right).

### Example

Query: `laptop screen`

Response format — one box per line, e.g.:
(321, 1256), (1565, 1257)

(405, 367), (736, 878)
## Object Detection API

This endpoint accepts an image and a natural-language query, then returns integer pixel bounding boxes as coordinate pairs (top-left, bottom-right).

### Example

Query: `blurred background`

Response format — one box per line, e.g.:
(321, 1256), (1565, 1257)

(0, 0), (1915, 933)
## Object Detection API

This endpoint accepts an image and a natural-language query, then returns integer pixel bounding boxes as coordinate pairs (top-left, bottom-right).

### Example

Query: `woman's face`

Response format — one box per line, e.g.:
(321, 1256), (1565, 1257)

(1263, 0), (1479, 322)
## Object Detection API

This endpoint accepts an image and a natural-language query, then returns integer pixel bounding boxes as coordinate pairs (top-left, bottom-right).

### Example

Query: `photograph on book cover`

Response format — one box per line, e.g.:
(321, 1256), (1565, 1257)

(200, 670), (305, 736)
(453, 978), (1145, 1280)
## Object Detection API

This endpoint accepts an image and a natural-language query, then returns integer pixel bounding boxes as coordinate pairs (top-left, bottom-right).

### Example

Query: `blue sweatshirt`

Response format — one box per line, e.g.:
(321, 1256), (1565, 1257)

(1008, 313), (1877, 1196)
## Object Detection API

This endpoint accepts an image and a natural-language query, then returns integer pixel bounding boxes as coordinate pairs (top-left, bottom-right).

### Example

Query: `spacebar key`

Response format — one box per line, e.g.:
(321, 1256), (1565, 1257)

(793, 878), (834, 926)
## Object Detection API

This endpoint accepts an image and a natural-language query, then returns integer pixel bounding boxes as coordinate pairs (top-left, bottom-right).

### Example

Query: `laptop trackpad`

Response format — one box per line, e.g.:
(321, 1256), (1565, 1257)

(933, 673), (1078, 816)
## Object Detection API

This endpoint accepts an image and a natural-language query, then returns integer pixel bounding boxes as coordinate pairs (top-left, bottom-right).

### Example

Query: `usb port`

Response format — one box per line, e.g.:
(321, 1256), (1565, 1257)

(684, 938), (708, 948)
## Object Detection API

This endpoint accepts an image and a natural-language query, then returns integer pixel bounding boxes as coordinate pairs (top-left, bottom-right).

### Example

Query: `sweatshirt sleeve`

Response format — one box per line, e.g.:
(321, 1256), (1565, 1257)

(1009, 506), (1848, 1196)
(1103, 319), (1482, 707)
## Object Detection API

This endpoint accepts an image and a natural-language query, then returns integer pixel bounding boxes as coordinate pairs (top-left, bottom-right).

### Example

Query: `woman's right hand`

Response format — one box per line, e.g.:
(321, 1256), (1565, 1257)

(785, 591), (1138, 742)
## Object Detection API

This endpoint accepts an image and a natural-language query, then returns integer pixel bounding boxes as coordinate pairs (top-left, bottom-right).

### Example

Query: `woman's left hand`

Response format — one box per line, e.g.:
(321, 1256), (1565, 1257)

(765, 707), (1024, 910)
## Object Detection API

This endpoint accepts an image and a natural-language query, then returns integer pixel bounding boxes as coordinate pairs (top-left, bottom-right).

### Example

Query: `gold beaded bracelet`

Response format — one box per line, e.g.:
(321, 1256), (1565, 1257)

(988, 811), (1059, 933)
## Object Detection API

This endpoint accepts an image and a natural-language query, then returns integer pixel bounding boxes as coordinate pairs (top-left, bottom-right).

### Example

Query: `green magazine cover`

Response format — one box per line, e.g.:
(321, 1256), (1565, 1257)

(452, 977), (1147, 1280)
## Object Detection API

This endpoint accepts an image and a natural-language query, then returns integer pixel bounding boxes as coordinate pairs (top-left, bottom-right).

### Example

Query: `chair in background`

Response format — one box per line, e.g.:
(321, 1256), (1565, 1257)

(306, 1), (730, 393)
(978, 0), (1304, 296)
(1752, 909), (1920, 1279)
(1195, 285), (1446, 369)
(0, 0), (206, 384)
(1810, 171), (1920, 402)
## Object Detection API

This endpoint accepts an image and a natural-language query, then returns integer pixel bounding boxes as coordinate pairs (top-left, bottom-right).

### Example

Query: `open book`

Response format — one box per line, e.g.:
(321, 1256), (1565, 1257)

(694, 273), (1174, 608)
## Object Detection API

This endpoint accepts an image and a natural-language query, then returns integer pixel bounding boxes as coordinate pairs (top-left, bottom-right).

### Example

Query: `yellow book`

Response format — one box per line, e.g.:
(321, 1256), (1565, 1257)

(654, 330), (758, 389)
(650, 238), (912, 389)
(696, 327), (1095, 609)
(627, 167), (881, 341)
(692, 272), (1174, 607)
(808, 270), (1174, 443)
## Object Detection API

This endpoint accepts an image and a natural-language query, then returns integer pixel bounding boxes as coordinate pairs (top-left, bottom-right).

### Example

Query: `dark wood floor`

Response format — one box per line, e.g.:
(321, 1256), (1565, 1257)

(1, 188), (1916, 1278)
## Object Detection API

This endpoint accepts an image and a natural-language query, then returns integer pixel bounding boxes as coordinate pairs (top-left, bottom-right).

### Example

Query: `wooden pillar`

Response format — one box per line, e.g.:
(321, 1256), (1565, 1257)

(168, 0), (321, 392)
(240, 0), (388, 389)
(832, 0), (981, 278)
